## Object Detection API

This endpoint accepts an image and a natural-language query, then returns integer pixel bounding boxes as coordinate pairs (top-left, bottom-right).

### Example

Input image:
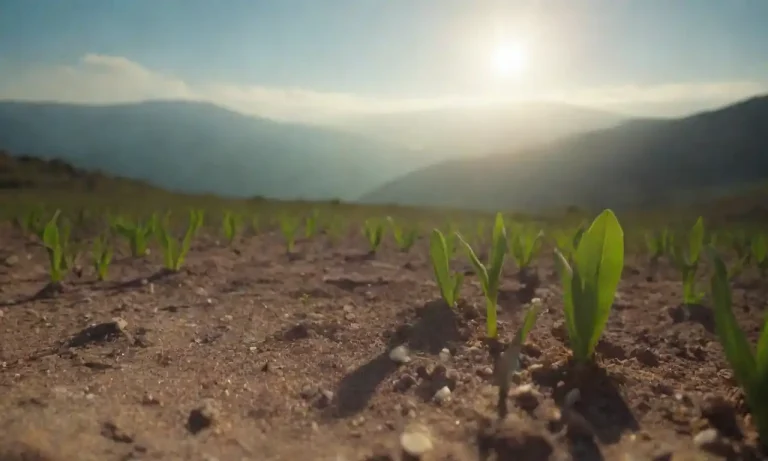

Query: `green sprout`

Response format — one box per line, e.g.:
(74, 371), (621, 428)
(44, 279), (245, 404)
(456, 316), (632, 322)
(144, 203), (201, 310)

(458, 212), (508, 339)
(305, 209), (320, 238)
(669, 217), (705, 305)
(41, 210), (69, 284)
(279, 214), (300, 253)
(92, 234), (114, 281)
(113, 214), (157, 257)
(363, 218), (384, 254)
(508, 225), (544, 273)
(157, 209), (204, 272)
(752, 233), (768, 278)
(429, 229), (464, 309)
(222, 211), (242, 245)
(709, 250), (768, 447)
(388, 217), (418, 252)
(645, 228), (669, 267)
(554, 209), (624, 363)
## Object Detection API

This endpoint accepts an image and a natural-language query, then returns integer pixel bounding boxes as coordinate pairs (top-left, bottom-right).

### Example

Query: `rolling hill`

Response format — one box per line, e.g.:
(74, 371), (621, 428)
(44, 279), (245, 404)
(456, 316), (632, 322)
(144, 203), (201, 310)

(0, 100), (434, 201)
(360, 95), (768, 212)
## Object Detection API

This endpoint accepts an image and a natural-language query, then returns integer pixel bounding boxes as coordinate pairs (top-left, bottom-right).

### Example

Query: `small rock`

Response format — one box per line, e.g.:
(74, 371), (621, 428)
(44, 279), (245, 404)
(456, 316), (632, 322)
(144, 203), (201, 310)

(4, 254), (19, 266)
(438, 348), (451, 362)
(394, 374), (417, 392)
(300, 384), (317, 400)
(316, 390), (334, 408)
(389, 345), (411, 364)
(400, 425), (433, 458)
(693, 428), (728, 454)
(433, 386), (451, 404)
(564, 388), (581, 407)
(187, 399), (219, 434)
(477, 366), (494, 378)
(510, 384), (542, 412)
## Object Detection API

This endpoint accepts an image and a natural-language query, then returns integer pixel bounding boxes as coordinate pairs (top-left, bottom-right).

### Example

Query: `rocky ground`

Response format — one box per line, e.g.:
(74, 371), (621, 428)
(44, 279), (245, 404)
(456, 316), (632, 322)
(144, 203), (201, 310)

(1, 225), (766, 461)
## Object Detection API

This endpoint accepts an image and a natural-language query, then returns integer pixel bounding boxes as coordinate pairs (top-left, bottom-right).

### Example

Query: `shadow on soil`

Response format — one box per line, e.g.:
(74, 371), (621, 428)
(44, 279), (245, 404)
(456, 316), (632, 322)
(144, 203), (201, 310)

(329, 299), (466, 419)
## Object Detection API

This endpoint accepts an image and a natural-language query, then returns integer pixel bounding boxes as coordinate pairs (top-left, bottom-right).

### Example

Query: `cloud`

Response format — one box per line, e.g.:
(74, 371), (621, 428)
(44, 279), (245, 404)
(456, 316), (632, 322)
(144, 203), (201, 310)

(0, 54), (766, 121)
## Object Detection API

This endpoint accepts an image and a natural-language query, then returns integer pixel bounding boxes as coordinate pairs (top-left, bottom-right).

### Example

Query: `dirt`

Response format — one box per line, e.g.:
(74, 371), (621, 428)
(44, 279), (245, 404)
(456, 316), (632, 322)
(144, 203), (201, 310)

(1, 224), (766, 461)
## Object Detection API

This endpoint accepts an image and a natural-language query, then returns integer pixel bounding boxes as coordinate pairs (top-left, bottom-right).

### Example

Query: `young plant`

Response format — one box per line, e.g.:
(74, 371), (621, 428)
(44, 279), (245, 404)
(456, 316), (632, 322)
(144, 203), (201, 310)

(554, 209), (624, 362)
(157, 209), (204, 272)
(669, 217), (705, 305)
(388, 217), (418, 252)
(305, 209), (320, 238)
(709, 250), (768, 447)
(41, 210), (69, 284)
(752, 233), (768, 278)
(457, 212), (508, 338)
(222, 211), (242, 245)
(645, 228), (669, 267)
(279, 214), (300, 253)
(508, 226), (544, 272)
(363, 218), (384, 254)
(113, 214), (157, 257)
(92, 234), (113, 281)
(429, 229), (463, 309)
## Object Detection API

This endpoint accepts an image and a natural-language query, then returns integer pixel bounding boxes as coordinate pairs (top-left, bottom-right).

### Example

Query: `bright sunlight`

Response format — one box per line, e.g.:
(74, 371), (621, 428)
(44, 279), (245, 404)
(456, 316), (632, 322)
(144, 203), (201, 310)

(491, 42), (528, 78)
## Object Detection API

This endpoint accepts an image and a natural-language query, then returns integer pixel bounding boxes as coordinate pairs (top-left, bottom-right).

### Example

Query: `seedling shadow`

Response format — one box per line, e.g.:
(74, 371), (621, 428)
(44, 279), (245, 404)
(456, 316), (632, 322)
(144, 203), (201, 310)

(102, 268), (179, 292)
(329, 299), (465, 419)
(667, 303), (715, 333)
(0, 281), (65, 307)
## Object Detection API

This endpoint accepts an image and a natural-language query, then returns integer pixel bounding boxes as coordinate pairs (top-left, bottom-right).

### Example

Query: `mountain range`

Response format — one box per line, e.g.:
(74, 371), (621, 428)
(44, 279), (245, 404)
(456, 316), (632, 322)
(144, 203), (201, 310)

(361, 95), (768, 211)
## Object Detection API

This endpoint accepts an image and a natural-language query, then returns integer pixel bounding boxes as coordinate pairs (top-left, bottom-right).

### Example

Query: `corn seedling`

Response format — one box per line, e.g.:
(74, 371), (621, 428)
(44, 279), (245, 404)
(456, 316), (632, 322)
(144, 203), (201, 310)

(363, 219), (384, 254)
(731, 231), (753, 266)
(752, 233), (768, 278)
(495, 298), (543, 417)
(508, 226), (544, 271)
(388, 217), (418, 252)
(222, 211), (242, 244)
(709, 250), (768, 447)
(92, 234), (113, 281)
(457, 212), (508, 339)
(113, 214), (157, 257)
(15, 207), (46, 237)
(669, 217), (705, 305)
(279, 214), (300, 253)
(429, 229), (463, 309)
(645, 228), (669, 267)
(157, 209), (204, 272)
(554, 209), (624, 362)
(41, 210), (69, 284)
(305, 209), (320, 238)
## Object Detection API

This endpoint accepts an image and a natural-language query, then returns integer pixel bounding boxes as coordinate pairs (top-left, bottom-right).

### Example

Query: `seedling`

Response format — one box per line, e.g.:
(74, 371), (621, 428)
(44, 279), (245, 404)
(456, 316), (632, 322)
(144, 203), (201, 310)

(669, 217), (705, 305)
(752, 233), (768, 278)
(709, 250), (768, 447)
(458, 212), (508, 338)
(92, 234), (114, 281)
(508, 226), (544, 272)
(41, 210), (69, 284)
(279, 214), (300, 253)
(645, 228), (669, 267)
(157, 209), (204, 272)
(429, 229), (463, 309)
(554, 209), (624, 362)
(305, 209), (320, 238)
(388, 217), (418, 252)
(363, 219), (384, 254)
(113, 214), (157, 257)
(222, 211), (242, 244)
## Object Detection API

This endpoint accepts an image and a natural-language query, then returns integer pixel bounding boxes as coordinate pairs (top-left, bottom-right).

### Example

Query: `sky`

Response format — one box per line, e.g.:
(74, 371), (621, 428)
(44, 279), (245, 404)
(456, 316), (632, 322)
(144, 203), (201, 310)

(1, 0), (767, 122)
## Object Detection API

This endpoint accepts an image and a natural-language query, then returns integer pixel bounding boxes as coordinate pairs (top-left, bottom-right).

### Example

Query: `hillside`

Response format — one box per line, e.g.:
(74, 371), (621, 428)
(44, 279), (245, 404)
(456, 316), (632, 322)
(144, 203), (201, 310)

(325, 101), (629, 156)
(0, 100), (438, 201)
(360, 95), (768, 212)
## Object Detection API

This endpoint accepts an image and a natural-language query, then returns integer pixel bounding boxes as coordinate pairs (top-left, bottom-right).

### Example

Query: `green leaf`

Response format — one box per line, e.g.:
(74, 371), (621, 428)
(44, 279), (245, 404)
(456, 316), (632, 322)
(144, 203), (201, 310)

(688, 217), (704, 263)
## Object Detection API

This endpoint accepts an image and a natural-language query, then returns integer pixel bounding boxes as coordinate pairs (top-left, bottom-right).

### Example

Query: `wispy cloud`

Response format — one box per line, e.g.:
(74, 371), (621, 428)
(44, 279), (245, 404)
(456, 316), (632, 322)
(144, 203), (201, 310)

(0, 54), (765, 121)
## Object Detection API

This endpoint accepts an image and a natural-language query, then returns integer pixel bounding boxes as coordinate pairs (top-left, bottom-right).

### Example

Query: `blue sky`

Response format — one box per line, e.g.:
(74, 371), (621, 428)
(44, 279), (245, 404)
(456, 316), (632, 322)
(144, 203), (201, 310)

(1, 0), (767, 121)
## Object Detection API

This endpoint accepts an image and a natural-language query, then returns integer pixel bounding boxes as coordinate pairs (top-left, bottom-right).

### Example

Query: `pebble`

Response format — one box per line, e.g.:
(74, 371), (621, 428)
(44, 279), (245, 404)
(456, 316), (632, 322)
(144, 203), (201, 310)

(433, 386), (451, 404)
(438, 348), (451, 362)
(693, 428), (724, 452)
(389, 345), (411, 364)
(400, 425), (434, 458)
(564, 388), (581, 407)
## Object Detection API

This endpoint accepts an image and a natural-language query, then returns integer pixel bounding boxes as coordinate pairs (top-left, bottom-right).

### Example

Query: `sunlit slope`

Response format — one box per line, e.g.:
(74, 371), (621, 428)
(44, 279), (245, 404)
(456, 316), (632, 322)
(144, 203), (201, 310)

(360, 95), (768, 212)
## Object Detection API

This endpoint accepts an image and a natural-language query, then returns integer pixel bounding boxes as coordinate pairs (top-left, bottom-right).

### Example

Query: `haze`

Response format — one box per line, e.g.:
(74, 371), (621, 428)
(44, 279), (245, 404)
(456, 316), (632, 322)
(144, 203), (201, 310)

(2, 0), (768, 123)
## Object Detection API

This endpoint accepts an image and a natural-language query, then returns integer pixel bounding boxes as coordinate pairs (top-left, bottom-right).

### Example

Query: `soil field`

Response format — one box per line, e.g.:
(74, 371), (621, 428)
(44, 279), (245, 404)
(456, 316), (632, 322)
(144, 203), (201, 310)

(1, 225), (766, 461)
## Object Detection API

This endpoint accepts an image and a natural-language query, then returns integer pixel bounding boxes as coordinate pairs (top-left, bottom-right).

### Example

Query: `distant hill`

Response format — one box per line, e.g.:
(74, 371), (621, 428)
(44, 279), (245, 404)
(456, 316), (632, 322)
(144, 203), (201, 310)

(360, 95), (768, 212)
(0, 100), (439, 201)
(325, 102), (629, 157)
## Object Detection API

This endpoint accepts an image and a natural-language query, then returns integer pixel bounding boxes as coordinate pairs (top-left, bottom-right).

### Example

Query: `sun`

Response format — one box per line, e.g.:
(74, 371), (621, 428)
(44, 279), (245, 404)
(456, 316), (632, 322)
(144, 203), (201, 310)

(491, 42), (528, 78)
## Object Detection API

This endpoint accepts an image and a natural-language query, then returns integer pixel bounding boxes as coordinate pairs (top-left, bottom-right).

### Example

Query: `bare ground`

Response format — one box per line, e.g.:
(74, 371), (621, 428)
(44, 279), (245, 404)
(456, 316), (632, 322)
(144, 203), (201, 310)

(1, 226), (766, 461)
